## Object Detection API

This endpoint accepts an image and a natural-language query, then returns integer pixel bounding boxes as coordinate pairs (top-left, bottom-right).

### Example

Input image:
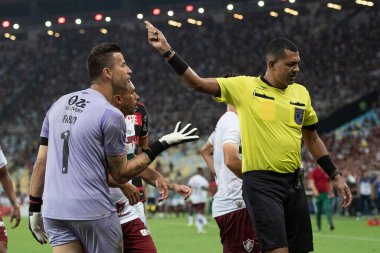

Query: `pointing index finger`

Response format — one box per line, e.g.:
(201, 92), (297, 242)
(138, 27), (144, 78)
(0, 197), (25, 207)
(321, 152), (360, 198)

(144, 20), (154, 29)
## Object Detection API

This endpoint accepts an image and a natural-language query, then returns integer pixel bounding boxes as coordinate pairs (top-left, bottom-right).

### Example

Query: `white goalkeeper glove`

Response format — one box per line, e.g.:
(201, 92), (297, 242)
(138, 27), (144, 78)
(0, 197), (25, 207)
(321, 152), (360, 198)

(29, 196), (48, 244)
(143, 121), (199, 161)
(159, 121), (199, 147)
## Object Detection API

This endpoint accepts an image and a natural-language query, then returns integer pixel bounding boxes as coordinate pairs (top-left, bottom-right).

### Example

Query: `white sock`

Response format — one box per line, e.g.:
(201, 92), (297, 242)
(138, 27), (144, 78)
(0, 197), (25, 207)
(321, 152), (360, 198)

(196, 214), (204, 232)
(188, 215), (194, 225)
(201, 214), (207, 225)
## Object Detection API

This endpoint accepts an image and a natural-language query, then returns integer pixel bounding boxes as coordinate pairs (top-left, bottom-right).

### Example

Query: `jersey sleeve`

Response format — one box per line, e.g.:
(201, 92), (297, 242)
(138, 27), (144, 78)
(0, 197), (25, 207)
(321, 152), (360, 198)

(202, 177), (210, 188)
(40, 114), (49, 139)
(213, 76), (247, 107)
(303, 89), (318, 127)
(208, 131), (216, 146)
(101, 108), (127, 156)
(187, 177), (193, 187)
(221, 114), (240, 145)
(0, 148), (7, 168)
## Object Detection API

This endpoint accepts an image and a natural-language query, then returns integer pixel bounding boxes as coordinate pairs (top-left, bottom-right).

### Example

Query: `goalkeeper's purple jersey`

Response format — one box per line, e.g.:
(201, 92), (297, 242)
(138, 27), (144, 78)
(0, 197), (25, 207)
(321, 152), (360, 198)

(41, 88), (127, 220)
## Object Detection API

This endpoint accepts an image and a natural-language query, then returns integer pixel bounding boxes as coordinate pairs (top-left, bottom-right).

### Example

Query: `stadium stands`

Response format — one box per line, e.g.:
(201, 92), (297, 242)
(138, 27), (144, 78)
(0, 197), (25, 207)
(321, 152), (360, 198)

(0, 2), (379, 206)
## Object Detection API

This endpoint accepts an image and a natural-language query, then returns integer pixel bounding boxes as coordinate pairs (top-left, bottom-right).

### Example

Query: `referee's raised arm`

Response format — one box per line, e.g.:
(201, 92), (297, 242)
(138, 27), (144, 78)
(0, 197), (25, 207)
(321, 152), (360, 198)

(144, 20), (220, 97)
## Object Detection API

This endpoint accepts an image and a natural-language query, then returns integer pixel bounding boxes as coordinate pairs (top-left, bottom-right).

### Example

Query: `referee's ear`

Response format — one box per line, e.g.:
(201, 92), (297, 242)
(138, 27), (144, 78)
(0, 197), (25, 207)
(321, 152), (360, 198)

(268, 59), (276, 70)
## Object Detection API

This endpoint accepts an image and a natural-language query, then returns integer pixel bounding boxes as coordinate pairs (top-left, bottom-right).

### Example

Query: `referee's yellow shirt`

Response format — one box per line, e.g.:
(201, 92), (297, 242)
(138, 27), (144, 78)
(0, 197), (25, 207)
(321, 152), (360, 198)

(215, 75), (318, 173)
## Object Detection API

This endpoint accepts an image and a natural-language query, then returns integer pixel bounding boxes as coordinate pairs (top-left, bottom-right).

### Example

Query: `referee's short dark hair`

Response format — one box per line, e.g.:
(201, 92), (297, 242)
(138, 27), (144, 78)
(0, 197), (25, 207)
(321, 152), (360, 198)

(87, 43), (122, 81)
(266, 37), (298, 62)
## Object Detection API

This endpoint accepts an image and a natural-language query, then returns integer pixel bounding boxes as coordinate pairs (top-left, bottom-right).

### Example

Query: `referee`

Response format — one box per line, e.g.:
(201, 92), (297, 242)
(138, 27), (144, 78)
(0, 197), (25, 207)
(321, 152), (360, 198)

(145, 21), (352, 253)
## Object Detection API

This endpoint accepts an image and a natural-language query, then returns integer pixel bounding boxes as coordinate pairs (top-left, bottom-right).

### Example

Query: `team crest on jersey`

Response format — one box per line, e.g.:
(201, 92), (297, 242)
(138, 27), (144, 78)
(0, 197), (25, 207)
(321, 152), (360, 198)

(243, 239), (254, 252)
(235, 200), (243, 208)
(294, 108), (305, 125)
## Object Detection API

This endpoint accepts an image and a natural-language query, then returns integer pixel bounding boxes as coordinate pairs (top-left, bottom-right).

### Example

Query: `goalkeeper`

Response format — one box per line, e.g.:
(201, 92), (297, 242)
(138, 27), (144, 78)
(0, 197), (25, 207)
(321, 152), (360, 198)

(28, 43), (198, 253)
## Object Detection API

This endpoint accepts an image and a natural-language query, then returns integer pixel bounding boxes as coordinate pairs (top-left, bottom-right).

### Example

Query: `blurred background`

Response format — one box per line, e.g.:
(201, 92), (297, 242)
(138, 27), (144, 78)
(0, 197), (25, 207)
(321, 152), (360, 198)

(0, 0), (379, 228)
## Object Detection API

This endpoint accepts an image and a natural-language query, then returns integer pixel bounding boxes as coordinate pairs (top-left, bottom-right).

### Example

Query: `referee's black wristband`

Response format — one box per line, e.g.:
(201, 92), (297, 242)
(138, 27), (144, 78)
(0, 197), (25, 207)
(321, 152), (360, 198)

(317, 155), (342, 180)
(168, 53), (189, 76)
(29, 195), (43, 213)
(142, 140), (165, 162)
(162, 48), (173, 58)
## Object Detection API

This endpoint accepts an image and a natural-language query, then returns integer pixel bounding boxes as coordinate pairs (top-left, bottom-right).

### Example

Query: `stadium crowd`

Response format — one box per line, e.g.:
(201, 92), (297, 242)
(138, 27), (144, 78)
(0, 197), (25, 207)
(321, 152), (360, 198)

(0, 3), (379, 217)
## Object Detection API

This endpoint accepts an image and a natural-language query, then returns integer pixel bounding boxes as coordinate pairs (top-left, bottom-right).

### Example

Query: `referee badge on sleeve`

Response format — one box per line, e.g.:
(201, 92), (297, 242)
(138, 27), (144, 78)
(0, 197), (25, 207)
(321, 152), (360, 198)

(294, 108), (305, 125)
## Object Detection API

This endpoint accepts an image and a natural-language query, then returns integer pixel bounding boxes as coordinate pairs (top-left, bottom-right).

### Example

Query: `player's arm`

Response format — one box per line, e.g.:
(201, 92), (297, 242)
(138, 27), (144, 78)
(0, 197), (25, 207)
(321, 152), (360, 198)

(29, 144), (49, 244)
(0, 164), (20, 228)
(328, 180), (335, 198)
(308, 176), (318, 196)
(108, 158), (169, 205)
(171, 183), (192, 200)
(108, 122), (199, 184)
(136, 135), (149, 155)
(30, 145), (47, 198)
(200, 140), (215, 176)
(140, 168), (191, 200)
(108, 173), (140, 205)
(140, 167), (169, 202)
(107, 173), (120, 188)
(107, 153), (151, 185)
(145, 21), (220, 97)
(302, 129), (351, 207)
(223, 142), (243, 179)
(139, 136), (149, 151)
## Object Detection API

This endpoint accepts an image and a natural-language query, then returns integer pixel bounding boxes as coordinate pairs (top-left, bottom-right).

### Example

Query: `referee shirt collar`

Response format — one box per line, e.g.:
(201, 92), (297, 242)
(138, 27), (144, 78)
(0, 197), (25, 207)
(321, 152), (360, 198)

(260, 74), (287, 90)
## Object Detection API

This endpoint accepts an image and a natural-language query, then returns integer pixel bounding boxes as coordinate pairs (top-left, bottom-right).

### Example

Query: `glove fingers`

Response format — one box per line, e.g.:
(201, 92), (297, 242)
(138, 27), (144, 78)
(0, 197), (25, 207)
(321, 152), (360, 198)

(36, 230), (48, 244)
(183, 127), (198, 136)
(179, 123), (192, 134)
(29, 214), (48, 244)
(31, 230), (44, 244)
(36, 233), (45, 244)
(174, 121), (182, 132)
(181, 136), (199, 142)
(41, 231), (49, 243)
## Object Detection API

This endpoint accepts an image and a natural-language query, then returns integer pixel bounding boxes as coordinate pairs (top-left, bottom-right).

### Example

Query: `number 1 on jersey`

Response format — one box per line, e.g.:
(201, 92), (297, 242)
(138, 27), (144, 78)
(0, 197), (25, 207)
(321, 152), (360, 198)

(61, 130), (70, 174)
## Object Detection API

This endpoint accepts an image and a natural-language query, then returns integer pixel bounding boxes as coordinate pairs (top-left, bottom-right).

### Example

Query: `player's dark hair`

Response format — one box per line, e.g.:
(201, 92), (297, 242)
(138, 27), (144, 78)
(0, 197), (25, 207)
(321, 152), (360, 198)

(265, 37), (298, 61)
(87, 43), (122, 81)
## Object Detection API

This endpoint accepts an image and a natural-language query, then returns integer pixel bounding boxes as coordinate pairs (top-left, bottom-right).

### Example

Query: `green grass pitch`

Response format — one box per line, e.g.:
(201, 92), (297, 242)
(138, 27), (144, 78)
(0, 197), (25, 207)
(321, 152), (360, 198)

(4, 215), (380, 253)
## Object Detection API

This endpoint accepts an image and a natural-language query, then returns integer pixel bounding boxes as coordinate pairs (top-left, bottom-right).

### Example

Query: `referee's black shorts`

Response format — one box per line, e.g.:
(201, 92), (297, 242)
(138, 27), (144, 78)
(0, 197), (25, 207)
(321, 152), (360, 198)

(242, 169), (313, 253)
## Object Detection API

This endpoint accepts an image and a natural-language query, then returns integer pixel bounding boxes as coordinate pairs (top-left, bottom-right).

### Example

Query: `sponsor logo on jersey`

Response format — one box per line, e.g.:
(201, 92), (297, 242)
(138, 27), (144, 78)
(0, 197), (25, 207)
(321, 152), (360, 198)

(126, 113), (143, 126)
(140, 229), (150, 236)
(243, 239), (254, 252)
